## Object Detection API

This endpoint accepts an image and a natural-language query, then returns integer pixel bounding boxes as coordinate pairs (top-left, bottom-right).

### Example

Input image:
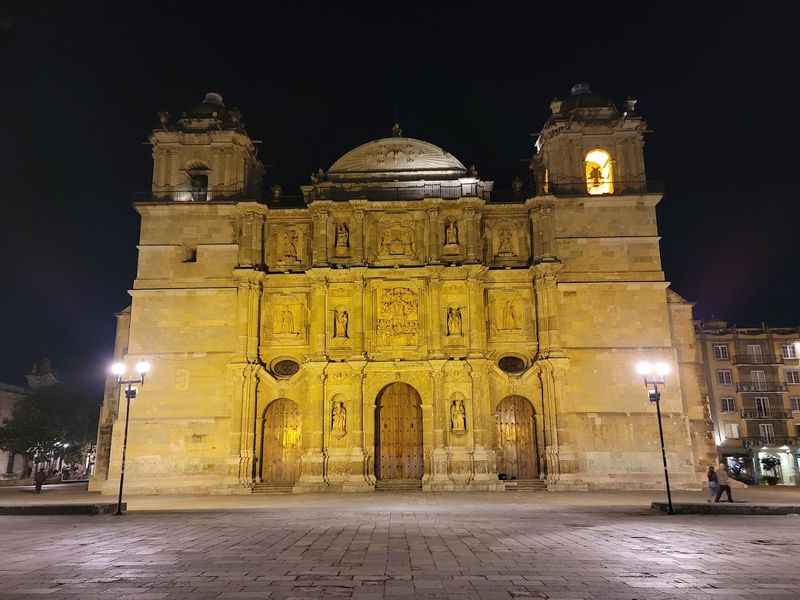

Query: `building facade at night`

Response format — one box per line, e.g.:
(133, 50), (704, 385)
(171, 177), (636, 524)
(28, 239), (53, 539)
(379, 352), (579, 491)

(696, 321), (800, 485)
(90, 85), (714, 495)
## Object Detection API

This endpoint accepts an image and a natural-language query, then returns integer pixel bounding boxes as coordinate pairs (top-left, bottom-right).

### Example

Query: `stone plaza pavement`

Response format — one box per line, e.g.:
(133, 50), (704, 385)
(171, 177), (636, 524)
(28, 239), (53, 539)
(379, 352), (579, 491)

(1, 488), (799, 600)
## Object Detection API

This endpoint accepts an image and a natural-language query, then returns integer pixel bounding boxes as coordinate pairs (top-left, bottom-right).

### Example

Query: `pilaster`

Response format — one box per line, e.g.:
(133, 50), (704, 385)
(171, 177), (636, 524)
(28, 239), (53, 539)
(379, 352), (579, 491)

(532, 261), (565, 359)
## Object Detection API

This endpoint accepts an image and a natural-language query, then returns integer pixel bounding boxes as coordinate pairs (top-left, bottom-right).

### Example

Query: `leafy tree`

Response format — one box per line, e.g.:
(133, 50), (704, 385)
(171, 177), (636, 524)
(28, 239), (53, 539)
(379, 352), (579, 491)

(0, 384), (99, 465)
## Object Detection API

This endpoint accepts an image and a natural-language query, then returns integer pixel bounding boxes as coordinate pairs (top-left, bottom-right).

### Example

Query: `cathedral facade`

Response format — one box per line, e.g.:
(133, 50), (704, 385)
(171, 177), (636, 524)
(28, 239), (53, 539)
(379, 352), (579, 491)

(90, 85), (714, 495)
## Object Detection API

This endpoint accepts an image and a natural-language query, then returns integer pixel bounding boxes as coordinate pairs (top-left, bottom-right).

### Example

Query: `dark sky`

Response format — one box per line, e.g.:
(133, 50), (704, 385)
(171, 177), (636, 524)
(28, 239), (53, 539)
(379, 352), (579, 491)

(1, 3), (796, 389)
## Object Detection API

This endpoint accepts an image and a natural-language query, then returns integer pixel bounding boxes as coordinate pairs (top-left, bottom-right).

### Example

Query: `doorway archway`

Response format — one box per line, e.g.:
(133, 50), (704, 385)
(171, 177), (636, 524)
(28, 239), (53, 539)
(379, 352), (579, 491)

(495, 395), (538, 479)
(260, 398), (301, 483)
(375, 383), (423, 481)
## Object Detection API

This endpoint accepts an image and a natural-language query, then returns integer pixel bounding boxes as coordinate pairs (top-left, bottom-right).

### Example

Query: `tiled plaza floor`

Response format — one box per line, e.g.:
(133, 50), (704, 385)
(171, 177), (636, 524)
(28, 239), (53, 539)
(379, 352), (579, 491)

(1, 491), (799, 600)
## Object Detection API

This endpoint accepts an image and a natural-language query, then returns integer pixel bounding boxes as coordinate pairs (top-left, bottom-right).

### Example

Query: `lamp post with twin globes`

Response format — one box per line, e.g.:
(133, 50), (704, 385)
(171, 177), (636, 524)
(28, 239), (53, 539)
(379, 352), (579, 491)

(635, 360), (673, 514)
(109, 360), (151, 516)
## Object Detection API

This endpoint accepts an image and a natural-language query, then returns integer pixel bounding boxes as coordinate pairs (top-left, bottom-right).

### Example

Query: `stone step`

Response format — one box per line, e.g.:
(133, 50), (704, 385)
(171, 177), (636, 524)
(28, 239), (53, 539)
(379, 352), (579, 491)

(251, 482), (295, 494)
(374, 479), (423, 492)
(504, 479), (547, 492)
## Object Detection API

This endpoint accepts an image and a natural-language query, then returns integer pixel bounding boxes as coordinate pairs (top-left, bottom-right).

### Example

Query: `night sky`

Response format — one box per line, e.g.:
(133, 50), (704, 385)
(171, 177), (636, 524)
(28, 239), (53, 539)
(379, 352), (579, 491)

(1, 3), (796, 390)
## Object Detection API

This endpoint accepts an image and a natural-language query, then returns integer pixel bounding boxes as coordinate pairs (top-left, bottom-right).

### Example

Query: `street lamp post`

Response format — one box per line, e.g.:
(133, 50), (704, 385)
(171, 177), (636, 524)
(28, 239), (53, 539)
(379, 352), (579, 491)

(635, 360), (673, 514)
(110, 360), (151, 516)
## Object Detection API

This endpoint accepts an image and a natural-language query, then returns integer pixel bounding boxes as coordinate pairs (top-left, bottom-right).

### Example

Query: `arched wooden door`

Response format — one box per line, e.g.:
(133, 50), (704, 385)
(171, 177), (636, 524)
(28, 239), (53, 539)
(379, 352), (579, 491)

(260, 399), (301, 483)
(495, 396), (538, 479)
(375, 383), (423, 480)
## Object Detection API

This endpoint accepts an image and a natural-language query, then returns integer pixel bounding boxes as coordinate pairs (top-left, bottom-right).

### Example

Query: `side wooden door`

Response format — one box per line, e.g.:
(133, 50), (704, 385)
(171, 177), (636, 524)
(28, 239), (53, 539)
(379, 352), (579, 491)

(376, 383), (423, 480)
(261, 399), (301, 483)
(496, 396), (538, 479)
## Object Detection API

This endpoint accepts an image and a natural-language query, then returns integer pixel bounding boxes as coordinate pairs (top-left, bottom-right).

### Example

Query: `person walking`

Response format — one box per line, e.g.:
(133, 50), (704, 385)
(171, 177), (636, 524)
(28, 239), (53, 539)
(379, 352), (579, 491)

(34, 468), (46, 494)
(707, 465), (719, 503)
(715, 464), (734, 503)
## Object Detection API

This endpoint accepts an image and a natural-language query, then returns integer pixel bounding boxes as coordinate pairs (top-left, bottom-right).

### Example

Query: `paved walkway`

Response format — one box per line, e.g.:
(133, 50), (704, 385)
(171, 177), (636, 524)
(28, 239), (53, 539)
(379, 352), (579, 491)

(1, 488), (799, 599)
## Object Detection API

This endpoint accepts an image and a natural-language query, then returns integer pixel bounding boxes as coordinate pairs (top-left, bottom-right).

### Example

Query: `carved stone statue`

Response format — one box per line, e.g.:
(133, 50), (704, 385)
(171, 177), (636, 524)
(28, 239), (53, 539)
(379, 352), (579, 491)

(276, 308), (296, 334)
(334, 309), (349, 339)
(450, 399), (466, 432)
(281, 229), (299, 261)
(332, 401), (347, 437)
(444, 218), (459, 246)
(497, 228), (515, 257)
(335, 222), (350, 249)
(446, 307), (463, 336)
(502, 300), (519, 330)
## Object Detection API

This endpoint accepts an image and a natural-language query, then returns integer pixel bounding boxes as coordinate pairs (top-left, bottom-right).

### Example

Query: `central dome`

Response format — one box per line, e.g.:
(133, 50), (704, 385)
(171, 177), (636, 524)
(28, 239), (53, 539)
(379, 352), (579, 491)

(327, 137), (467, 182)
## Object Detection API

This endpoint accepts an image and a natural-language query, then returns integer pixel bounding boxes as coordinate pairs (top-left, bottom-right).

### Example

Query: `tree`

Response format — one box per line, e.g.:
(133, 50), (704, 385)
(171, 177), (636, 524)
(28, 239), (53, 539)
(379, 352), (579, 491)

(0, 384), (99, 466)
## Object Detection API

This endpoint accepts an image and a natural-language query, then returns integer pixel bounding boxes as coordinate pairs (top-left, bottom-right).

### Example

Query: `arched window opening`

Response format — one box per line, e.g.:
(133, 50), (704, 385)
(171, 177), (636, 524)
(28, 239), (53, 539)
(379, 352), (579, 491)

(585, 149), (614, 195)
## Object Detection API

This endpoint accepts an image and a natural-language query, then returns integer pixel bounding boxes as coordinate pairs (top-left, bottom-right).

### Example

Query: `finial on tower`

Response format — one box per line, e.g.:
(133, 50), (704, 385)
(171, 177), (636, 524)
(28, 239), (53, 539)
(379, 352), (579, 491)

(392, 122), (403, 137)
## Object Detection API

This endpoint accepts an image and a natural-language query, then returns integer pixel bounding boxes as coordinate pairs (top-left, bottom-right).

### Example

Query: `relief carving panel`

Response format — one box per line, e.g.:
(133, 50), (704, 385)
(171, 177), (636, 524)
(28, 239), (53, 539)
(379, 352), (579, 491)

(263, 292), (309, 345)
(375, 286), (420, 348)
(487, 288), (533, 342)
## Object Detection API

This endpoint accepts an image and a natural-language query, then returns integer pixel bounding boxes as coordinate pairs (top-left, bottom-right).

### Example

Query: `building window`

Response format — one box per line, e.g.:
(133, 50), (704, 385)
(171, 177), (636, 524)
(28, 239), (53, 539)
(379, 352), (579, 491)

(717, 370), (733, 385)
(755, 396), (770, 417)
(720, 397), (736, 412)
(190, 174), (209, 201)
(585, 149), (614, 195)
(790, 397), (800, 412)
(787, 370), (800, 385)
(781, 344), (798, 359)
(712, 344), (730, 361)
(722, 422), (740, 439)
(759, 423), (775, 445)
(751, 369), (767, 391)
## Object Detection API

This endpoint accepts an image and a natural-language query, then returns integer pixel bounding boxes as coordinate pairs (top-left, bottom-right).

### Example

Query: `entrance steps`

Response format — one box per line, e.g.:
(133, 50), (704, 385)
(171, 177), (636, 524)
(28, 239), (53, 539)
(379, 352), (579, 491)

(375, 479), (423, 492)
(504, 479), (547, 492)
(251, 481), (294, 494)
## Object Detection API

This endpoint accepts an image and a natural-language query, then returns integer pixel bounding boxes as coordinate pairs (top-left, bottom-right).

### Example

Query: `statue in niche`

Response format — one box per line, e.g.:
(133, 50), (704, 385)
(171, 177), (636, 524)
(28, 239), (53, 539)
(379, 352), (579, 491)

(444, 218), (459, 246)
(276, 307), (296, 335)
(333, 309), (349, 339)
(335, 222), (350, 249)
(497, 228), (515, 257)
(450, 399), (466, 432)
(501, 300), (519, 330)
(331, 401), (347, 437)
(281, 229), (300, 262)
(446, 307), (463, 336)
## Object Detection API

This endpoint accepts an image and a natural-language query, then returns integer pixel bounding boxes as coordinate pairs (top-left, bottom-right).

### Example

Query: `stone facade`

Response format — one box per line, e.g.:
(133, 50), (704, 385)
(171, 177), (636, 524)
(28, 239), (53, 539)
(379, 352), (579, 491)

(90, 85), (713, 495)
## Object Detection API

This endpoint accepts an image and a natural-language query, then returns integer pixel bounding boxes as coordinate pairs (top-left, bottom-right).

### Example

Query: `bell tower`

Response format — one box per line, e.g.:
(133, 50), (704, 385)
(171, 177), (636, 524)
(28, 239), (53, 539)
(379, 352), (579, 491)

(532, 83), (647, 196)
(149, 92), (263, 201)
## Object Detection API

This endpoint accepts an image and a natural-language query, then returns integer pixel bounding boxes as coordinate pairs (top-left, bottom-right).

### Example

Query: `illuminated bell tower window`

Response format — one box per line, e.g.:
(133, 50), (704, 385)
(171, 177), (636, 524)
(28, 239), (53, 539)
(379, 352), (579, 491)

(190, 173), (208, 201)
(585, 149), (614, 195)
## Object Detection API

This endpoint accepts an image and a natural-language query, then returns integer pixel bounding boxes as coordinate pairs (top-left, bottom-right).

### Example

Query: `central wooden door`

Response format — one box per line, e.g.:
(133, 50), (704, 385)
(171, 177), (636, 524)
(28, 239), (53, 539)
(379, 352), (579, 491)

(375, 383), (423, 480)
(496, 396), (538, 479)
(261, 398), (301, 483)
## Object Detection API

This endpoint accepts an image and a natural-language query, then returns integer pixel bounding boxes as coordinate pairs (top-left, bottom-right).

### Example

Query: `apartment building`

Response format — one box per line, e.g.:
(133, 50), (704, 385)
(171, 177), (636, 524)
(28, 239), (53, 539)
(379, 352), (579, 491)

(696, 321), (800, 484)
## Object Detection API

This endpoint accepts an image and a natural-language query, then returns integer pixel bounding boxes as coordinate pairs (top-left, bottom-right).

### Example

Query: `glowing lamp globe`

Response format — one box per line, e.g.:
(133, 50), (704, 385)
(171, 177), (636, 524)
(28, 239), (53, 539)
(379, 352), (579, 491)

(635, 361), (653, 376)
(135, 361), (151, 375)
(110, 362), (126, 377)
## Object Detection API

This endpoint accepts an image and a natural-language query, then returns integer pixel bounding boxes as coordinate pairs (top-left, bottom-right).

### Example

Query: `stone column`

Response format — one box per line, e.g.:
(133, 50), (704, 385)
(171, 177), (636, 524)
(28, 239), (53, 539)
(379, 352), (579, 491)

(312, 210), (328, 266)
(468, 359), (498, 489)
(464, 207), (480, 263)
(428, 208), (441, 264)
(297, 368), (327, 492)
(232, 363), (260, 486)
(532, 262), (564, 359)
(237, 209), (264, 269)
(429, 276), (444, 358)
(530, 201), (556, 263)
(466, 272), (487, 357)
(352, 209), (365, 265)
(538, 360), (569, 487)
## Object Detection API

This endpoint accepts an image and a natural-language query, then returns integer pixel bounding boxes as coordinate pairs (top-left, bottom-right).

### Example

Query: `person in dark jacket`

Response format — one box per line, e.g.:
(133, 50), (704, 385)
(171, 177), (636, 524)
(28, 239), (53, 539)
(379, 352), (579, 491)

(707, 465), (719, 503)
(34, 468), (46, 493)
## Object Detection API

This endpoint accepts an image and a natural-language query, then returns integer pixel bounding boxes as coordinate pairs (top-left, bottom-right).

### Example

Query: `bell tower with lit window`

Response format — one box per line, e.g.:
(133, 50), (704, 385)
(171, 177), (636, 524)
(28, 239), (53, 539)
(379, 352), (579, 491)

(532, 83), (647, 196)
(148, 92), (264, 201)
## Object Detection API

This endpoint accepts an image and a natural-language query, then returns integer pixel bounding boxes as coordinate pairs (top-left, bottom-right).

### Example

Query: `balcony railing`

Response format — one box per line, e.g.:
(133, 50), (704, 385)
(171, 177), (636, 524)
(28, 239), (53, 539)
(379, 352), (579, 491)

(307, 182), (492, 203)
(732, 354), (782, 365)
(743, 436), (795, 448)
(736, 382), (787, 393)
(543, 179), (664, 197)
(135, 188), (260, 203)
(739, 409), (793, 420)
